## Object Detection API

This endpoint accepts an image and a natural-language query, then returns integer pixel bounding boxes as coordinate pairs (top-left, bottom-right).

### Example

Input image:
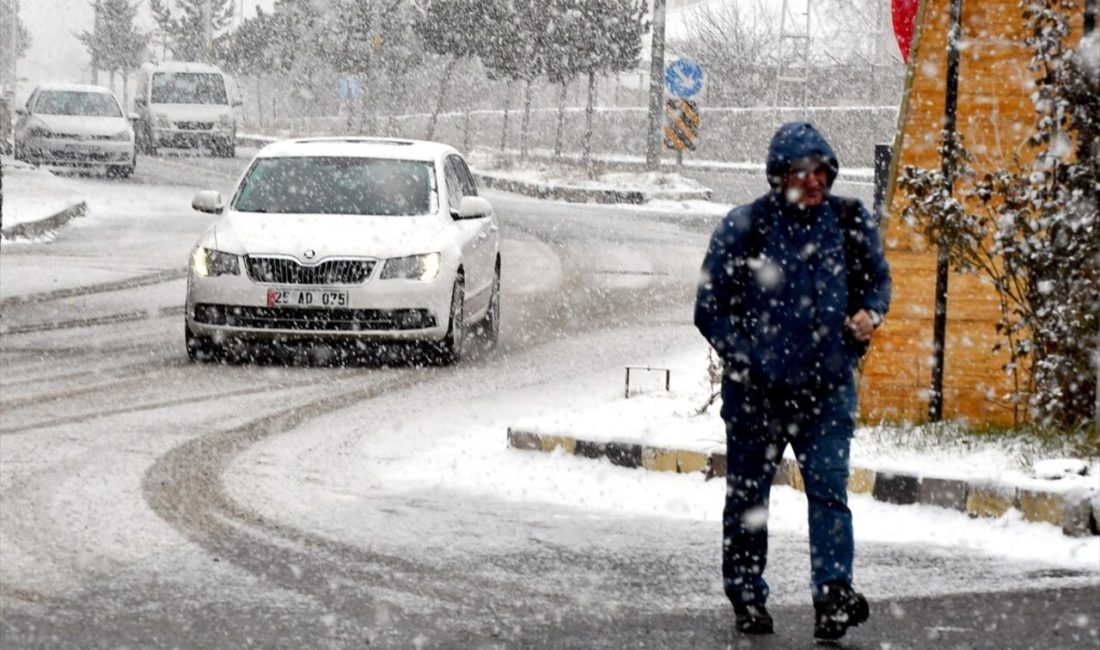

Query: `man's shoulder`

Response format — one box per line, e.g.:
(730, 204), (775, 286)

(826, 195), (873, 228)
(718, 196), (772, 234)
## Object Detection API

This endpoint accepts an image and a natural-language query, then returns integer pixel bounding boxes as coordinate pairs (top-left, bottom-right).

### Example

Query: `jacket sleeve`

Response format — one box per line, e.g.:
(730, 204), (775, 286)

(854, 202), (892, 317)
(694, 213), (753, 365)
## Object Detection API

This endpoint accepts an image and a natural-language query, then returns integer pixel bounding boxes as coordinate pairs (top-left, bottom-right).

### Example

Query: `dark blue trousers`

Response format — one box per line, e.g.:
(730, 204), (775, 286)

(721, 377), (856, 606)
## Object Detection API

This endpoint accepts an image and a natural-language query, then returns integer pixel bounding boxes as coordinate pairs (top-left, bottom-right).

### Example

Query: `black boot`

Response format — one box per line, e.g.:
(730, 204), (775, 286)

(733, 602), (774, 635)
(813, 581), (869, 642)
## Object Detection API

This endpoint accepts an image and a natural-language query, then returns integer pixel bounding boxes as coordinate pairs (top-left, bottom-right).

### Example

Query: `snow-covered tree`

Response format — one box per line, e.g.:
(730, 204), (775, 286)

(78, 0), (147, 100)
(413, 0), (483, 140)
(542, 0), (645, 167)
(899, 0), (1098, 434)
(478, 0), (550, 157)
(150, 0), (234, 62)
(0, 0), (31, 85)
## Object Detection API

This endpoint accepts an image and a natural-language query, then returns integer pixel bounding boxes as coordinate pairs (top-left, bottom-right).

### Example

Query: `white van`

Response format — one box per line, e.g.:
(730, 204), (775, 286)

(135, 61), (239, 157)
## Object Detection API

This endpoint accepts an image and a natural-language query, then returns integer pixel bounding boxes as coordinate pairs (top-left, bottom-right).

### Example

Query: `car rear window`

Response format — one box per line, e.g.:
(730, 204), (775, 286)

(34, 91), (121, 117)
(233, 157), (436, 217)
(151, 72), (228, 105)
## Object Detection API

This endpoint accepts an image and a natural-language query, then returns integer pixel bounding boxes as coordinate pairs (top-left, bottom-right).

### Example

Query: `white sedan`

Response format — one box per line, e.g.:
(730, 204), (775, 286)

(185, 137), (501, 364)
(14, 83), (137, 177)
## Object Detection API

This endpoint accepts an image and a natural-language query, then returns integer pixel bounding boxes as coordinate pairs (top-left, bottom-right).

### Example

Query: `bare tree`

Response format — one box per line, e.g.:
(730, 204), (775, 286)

(670, 0), (778, 106)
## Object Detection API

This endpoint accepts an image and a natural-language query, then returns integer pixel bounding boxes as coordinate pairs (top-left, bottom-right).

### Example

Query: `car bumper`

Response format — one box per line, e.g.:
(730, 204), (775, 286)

(20, 137), (134, 166)
(154, 126), (233, 147)
(185, 271), (452, 342)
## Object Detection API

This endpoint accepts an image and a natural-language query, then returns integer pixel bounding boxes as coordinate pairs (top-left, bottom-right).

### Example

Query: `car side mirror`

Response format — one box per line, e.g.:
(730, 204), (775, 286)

(455, 196), (492, 220)
(192, 190), (224, 214)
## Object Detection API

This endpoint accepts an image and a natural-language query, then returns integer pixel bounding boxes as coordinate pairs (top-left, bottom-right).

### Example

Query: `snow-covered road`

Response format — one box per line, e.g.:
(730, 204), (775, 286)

(0, 154), (1096, 649)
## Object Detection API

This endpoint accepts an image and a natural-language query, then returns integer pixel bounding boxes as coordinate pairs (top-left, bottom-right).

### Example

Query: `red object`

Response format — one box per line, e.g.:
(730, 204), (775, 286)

(892, 0), (921, 62)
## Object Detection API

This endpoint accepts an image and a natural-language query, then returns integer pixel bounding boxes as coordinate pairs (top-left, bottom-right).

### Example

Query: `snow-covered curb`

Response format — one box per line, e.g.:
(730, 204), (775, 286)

(508, 425), (1099, 537)
(505, 348), (1099, 538)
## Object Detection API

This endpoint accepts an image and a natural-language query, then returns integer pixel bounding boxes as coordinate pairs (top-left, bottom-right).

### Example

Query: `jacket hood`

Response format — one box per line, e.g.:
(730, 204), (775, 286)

(765, 122), (839, 188)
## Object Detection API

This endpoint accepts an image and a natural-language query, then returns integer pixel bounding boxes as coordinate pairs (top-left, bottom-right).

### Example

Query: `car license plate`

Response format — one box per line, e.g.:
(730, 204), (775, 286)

(266, 288), (348, 308)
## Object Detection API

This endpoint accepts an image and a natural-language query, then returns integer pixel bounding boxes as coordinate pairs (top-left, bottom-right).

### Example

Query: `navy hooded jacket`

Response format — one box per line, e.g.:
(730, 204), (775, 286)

(694, 122), (892, 395)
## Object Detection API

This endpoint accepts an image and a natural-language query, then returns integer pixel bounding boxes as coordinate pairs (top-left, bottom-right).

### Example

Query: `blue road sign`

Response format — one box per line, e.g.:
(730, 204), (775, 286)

(338, 77), (362, 101)
(665, 58), (704, 99)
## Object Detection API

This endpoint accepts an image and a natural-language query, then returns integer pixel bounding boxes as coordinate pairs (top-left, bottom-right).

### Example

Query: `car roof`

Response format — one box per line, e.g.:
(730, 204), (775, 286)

(255, 137), (460, 162)
(33, 83), (117, 96)
(141, 61), (226, 75)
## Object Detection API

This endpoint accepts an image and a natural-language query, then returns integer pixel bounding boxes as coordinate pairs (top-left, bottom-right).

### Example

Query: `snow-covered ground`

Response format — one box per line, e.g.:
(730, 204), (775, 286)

(229, 322), (1100, 593)
(5, 150), (1097, 598)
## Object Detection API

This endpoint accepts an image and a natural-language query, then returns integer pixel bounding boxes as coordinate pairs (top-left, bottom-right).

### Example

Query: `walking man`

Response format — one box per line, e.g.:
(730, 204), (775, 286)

(694, 122), (891, 641)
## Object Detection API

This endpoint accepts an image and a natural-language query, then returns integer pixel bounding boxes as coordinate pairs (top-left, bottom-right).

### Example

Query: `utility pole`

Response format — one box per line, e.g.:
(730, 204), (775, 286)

(928, 0), (964, 422)
(644, 0), (667, 171)
(364, 0), (382, 135)
(203, 0), (213, 61)
(10, 0), (20, 94)
(91, 0), (101, 84)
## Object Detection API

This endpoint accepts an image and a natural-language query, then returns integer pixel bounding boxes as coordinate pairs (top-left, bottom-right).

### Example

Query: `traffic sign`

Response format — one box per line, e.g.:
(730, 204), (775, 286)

(892, 0), (920, 62)
(663, 98), (700, 152)
(665, 58), (704, 99)
(338, 77), (362, 101)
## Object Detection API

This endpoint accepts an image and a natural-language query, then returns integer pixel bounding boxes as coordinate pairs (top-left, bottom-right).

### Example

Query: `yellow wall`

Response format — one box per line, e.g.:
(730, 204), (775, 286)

(859, 0), (1089, 425)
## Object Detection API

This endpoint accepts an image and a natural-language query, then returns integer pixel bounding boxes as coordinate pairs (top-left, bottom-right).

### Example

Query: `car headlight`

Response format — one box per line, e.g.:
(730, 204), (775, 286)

(108, 129), (132, 141)
(191, 247), (240, 277)
(380, 253), (441, 281)
(155, 114), (173, 128)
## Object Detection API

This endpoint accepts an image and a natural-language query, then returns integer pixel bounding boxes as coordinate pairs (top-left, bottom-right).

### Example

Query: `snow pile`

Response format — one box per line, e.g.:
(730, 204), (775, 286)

(1, 162), (86, 229)
(467, 148), (711, 194)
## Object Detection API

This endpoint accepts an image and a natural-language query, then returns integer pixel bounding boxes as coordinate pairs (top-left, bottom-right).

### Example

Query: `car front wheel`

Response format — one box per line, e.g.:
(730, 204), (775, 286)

(436, 278), (466, 365)
(185, 325), (223, 363)
(476, 264), (501, 349)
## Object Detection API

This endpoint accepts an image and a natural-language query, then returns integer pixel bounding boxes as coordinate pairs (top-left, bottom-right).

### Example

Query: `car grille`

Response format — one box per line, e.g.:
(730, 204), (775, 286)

(47, 150), (116, 162)
(193, 303), (436, 332)
(245, 256), (376, 285)
(176, 121), (214, 131)
(45, 132), (115, 141)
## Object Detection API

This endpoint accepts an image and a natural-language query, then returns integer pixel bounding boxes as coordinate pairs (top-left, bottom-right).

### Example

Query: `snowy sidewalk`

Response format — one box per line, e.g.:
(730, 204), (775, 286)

(1, 161), (88, 240)
(506, 349), (1100, 538)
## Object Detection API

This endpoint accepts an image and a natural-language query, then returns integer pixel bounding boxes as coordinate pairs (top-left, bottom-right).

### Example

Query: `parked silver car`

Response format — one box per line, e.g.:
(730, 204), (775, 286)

(14, 83), (137, 177)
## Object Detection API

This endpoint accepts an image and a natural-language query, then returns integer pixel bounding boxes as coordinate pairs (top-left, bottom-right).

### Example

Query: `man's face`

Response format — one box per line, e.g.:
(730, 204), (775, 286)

(781, 160), (829, 208)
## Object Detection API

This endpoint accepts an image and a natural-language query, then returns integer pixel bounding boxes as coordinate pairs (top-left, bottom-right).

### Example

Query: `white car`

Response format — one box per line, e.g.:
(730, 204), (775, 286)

(185, 137), (501, 364)
(134, 61), (239, 157)
(13, 83), (137, 177)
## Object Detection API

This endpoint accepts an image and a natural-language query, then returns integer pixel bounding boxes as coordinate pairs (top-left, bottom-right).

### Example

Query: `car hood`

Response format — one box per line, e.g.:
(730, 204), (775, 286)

(152, 104), (232, 121)
(35, 114), (132, 137)
(212, 212), (449, 261)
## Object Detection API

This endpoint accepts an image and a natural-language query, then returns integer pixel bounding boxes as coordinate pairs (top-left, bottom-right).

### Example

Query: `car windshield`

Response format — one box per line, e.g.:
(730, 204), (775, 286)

(233, 157), (436, 216)
(151, 72), (228, 105)
(34, 91), (121, 117)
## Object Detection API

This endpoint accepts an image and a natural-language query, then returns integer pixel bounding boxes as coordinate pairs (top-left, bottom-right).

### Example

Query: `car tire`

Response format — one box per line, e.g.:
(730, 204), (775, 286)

(185, 325), (223, 363)
(476, 263), (501, 349)
(436, 277), (466, 365)
(107, 163), (133, 179)
(140, 127), (158, 156)
(214, 138), (235, 158)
